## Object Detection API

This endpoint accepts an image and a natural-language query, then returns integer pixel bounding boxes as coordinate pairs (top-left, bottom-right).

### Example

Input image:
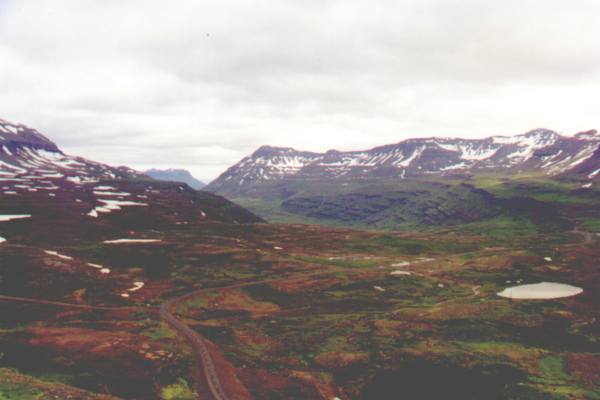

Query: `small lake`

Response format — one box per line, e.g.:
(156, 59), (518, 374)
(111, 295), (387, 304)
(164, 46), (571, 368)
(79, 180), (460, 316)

(497, 282), (583, 299)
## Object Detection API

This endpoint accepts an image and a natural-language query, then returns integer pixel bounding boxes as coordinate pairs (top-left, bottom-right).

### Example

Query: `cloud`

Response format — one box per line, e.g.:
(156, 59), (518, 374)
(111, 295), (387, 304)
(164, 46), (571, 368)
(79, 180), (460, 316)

(1, 0), (599, 181)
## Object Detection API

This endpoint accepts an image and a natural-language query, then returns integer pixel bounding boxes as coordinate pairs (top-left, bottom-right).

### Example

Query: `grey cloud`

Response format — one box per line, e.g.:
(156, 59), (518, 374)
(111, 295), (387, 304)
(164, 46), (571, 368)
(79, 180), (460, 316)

(1, 0), (599, 182)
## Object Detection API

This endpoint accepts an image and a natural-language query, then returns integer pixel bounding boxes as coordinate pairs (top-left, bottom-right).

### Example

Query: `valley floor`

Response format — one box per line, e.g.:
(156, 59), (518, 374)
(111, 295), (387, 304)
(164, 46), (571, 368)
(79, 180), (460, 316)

(2, 218), (600, 399)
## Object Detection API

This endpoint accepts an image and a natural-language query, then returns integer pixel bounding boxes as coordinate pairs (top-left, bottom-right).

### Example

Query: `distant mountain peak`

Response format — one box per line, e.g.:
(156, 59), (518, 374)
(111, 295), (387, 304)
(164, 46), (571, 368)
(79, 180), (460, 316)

(574, 129), (599, 140)
(521, 128), (560, 140)
(523, 128), (558, 135)
(251, 145), (308, 158)
(144, 168), (205, 189)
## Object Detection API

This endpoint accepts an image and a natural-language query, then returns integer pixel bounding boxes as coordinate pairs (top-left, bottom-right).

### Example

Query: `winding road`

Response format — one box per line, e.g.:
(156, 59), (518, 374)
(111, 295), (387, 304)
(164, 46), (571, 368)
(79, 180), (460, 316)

(0, 292), (230, 400)
(160, 290), (231, 400)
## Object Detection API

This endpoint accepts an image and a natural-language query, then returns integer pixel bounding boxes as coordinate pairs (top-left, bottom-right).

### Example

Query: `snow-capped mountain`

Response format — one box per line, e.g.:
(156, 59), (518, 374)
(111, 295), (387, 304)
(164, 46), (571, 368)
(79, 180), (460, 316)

(0, 118), (143, 185)
(0, 118), (261, 244)
(206, 129), (600, 195)
(0, 118), (60, 151)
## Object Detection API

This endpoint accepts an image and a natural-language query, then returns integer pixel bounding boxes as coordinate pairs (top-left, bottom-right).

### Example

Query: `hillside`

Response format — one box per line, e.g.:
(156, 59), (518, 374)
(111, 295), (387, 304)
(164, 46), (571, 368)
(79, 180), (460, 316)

(0, 118), (265, 399)
(0, 118), (261, 244)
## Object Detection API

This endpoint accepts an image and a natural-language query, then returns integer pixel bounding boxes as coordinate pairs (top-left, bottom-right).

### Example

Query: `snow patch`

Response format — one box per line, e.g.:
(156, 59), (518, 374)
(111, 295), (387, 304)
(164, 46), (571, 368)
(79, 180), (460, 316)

(390, 270), (412, 276)
(0, 214), (31, 222)
(88, 200), (147, 217)
(103, 239), (161, 244)
(127, 281), (145, 292)
(391, 261), (411, 268)
(440, 162), (468, 171)
(93, 191), (131, 196)
(44, 250), (73, 260)
(588, 168), (600, 179)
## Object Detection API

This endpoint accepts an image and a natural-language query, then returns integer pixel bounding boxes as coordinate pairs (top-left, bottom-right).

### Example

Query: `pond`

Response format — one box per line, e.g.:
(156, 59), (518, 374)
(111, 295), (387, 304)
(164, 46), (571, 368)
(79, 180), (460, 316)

(497, 282), (583, 299)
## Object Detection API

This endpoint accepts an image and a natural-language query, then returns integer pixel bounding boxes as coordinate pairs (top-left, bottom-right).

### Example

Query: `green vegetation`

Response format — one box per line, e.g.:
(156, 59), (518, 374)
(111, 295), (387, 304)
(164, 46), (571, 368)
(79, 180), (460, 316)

(291, 254), (381, 269)
(160, 378), (196, 400)
(580, 217), (600, 231)
(537, 355), (570, 383)
(345, 235), (478, 254)
(142, 322), (178, 341)
(231, 179), (503, 230)
(457, 216), (538, 241)
(232, 176), (600, 241)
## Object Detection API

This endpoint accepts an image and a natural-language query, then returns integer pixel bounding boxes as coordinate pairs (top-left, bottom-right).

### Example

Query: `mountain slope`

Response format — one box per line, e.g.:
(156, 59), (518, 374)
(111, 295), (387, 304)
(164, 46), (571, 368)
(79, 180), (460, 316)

(145, 168), (205, 189)
(0, 118), (61, 151)
(0, 118), (268, 399)
(0, 118), (262, 246)
(279, 181), (502, 229)
(0, 118), (142, 184)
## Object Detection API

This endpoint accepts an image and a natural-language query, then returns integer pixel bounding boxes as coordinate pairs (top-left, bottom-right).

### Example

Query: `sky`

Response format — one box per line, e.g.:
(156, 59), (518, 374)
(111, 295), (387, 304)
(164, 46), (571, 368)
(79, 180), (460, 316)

(1, 1), (600, 182)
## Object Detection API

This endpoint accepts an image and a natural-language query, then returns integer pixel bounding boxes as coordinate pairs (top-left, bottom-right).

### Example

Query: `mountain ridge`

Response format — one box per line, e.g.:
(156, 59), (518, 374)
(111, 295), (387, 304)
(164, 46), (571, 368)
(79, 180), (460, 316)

(206, 128), (600, 196)
(251, 128), (599, 155)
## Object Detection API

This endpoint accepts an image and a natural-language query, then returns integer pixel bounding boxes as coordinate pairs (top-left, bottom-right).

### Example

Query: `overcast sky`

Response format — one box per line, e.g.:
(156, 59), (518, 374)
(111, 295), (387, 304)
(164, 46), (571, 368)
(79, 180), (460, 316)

(1, 0), (600, 182)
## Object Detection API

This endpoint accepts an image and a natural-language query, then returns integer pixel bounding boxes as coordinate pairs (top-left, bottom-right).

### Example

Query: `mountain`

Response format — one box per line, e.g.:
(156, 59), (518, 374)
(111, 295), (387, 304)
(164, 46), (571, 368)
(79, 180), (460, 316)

(207, 129), (600, 196)
(0, 117), (262, 245)
(0, 118), (144, 184)
(0, 118), (61, 151)
(205, 129), (600, 228)
(144, 168), (205, 189)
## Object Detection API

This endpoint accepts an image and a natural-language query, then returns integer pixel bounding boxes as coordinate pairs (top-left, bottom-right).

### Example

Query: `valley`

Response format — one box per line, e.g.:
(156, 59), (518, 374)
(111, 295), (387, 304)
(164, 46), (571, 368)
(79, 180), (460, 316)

(1, 119), (600, 399)
(3, 212), (599, 399)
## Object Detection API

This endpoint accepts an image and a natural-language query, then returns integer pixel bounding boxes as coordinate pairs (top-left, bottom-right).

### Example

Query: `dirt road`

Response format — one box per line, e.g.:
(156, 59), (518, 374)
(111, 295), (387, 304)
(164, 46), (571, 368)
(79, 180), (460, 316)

(160, 290), (231, 400)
